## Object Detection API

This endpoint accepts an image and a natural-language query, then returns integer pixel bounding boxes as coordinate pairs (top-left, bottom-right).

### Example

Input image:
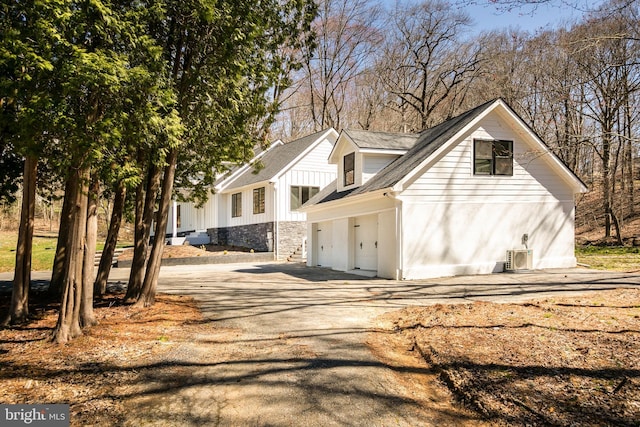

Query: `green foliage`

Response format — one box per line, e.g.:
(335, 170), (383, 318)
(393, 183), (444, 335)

(2, 0), (316, 213)
(0, 141), (22, 204)
(576, 246), (640, 272)
(0, 232), (58, 273)
(167, 0), (318, 206)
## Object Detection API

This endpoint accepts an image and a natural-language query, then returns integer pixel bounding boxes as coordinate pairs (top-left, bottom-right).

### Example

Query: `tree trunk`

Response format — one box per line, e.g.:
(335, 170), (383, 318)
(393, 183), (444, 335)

(611, 209), (624, 246)
(94, 181), (126, 297)
(48, 177), (74, 297)
(135, 148), (178, 307)
(124, 162), (161, 302)
(52, 165), (89, 344)
(2, 156), (37, 325)
(602, 131), (612, 238)
(80, 175), (99, 328)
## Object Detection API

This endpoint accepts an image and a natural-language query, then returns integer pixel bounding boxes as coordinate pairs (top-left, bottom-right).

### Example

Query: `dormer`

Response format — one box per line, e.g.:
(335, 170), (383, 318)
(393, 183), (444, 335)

(329, 129), (420, 192)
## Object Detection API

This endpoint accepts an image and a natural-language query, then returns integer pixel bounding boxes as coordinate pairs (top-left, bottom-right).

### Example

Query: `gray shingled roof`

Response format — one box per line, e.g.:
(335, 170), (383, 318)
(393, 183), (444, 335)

(343, 129), (420, 150)
(225, 129), (333, 190)
(309, 99), (497, 206)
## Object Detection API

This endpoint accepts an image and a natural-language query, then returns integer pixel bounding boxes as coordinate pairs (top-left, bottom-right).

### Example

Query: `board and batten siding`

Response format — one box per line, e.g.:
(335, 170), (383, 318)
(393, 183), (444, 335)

(167, 197), (217, 234)
(222, 184), (275, 227)
(276, 138), (336, 222)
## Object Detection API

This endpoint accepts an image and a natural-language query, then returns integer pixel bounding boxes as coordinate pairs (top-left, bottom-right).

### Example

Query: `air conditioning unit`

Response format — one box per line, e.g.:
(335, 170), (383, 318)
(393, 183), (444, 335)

(505, 249), (533, 271)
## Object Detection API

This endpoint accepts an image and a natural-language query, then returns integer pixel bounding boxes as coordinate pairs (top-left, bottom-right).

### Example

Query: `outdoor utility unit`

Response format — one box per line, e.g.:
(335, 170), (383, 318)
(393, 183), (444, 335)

(505, 249), (533, 271)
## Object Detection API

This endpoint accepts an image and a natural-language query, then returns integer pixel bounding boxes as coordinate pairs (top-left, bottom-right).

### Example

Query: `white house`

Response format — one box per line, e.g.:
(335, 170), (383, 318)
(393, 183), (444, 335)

(167, 128), (338, 259)
(300, 99), (588, 279)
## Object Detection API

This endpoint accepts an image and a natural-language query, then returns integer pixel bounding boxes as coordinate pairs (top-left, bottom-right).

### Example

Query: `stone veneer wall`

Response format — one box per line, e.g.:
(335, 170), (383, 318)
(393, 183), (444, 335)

(208, 222), (274, 252)
(208, 220), (306, 260)
(276, 221), (307, 260)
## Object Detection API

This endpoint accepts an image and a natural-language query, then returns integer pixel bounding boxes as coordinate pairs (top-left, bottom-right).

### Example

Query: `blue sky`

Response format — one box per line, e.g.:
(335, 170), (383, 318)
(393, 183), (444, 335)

(461, 0), (601, 33)
(380, 1), (603, 34)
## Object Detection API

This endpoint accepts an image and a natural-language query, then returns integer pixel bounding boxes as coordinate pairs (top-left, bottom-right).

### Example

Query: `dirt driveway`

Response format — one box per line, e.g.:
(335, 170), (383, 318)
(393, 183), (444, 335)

(96, 263), (639, 426)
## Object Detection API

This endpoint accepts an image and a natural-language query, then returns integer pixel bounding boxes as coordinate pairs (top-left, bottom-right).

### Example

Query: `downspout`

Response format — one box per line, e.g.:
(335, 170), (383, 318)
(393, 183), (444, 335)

(273, 182), (278, 259)
(172, 199), (178, 239)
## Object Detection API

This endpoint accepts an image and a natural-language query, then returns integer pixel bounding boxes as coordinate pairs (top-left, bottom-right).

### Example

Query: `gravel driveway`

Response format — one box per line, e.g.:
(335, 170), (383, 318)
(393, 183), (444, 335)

(94, 262), (639, 426)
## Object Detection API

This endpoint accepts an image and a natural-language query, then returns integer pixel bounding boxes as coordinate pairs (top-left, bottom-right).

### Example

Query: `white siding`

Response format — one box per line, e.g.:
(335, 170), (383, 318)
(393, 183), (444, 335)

(306, 110), (580, 280)
(402, 111), (575, 203)
(400, 199), (576, 279)
(225, 184), (275, 227)
(275, 138), (336, 222)
(362, 153), (400, 185)
(397, 111), (578, 278)
(166, 197), (217, 234)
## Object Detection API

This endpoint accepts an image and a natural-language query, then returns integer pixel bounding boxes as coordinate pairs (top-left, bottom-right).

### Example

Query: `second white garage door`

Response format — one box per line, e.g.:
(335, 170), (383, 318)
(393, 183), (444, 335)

(316, 221), (333, 267)
(354, 214), (377, 271)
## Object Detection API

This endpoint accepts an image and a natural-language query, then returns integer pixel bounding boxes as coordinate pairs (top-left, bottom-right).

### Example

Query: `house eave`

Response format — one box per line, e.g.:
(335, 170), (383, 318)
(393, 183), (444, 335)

(359, 148), (408, 155)
(299, 188), (390, 214)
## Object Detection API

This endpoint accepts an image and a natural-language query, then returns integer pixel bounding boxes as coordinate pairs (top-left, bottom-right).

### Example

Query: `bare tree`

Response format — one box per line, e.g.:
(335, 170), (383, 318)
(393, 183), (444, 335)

(302, 0), (382, 131)
(380, 0), (481, 131)
(569, 9), (640, 240)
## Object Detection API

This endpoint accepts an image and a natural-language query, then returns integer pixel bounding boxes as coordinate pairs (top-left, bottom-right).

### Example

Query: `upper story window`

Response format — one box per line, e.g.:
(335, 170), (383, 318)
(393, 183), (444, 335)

(344, 152), (355, 186)
(474, 139), (513, 176)
(231, 192), (242, 217)
(290, 185), (319, 210)
(253, 187), (265, 214)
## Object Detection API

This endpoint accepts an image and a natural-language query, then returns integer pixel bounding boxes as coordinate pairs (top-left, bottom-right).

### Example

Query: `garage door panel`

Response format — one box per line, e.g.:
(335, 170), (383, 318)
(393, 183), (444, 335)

(354, 215), (377, 271)
(316, 221), (332, 267)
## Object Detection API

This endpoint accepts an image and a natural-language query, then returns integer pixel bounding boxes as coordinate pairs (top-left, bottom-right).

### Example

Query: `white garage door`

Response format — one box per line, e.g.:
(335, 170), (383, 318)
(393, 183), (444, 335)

(354, 214), (377, 271)
(316, 221), (333, 267)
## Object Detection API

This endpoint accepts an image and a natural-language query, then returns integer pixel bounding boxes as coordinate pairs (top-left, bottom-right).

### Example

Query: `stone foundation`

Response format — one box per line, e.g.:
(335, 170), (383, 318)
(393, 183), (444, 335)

(208, 222), (274, 252)
(207, 221), (306, 260)
(277, 221), (307, 260)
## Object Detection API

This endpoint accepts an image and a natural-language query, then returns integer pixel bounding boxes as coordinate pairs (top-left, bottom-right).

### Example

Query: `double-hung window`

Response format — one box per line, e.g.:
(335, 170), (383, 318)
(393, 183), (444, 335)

(290, 186), (319, 210)
(253, 187), (265, 214)
(344, 152), (355, 186)
(231, 192), (242, 217)
(474, 139), (513, 176)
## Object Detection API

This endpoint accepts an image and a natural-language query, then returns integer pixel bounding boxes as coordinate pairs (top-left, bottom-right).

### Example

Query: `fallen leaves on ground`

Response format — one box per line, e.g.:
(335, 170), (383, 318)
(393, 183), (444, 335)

(117, 244), (251, 261)
(0, 292), (218, 426)
(373, 288), (640, 426)
(3, 287), (639, 426)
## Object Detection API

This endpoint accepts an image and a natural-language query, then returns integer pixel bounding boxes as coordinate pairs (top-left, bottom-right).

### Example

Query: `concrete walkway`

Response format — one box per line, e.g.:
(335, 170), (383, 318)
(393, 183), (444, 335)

(2, 264), (639, 425)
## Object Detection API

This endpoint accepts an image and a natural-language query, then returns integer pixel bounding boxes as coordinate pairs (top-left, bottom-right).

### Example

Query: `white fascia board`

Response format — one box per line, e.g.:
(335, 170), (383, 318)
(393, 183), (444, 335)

(328, 130), (358, 164)
(299, 188), (389, 214)
(215, 140), (284, 192)
(359, 148), (408, 156)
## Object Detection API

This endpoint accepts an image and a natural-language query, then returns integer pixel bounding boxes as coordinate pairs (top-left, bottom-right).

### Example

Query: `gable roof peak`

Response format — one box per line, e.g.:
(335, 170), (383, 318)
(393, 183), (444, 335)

(221, 128), (337, 191)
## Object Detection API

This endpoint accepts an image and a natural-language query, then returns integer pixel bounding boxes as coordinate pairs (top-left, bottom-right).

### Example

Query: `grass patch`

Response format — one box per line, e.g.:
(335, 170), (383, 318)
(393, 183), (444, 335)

(0, 232), (58, 273)
(576, 246), (640, 272)
(0, 231), (132, 273)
